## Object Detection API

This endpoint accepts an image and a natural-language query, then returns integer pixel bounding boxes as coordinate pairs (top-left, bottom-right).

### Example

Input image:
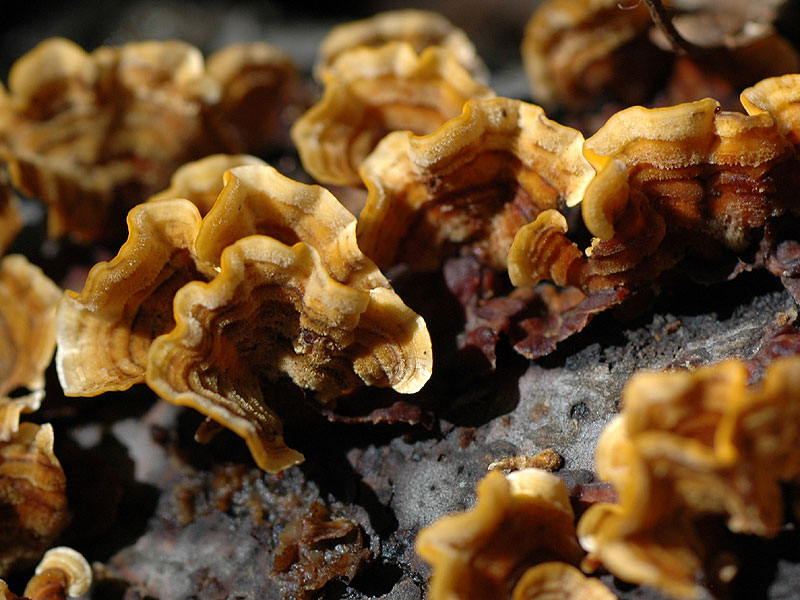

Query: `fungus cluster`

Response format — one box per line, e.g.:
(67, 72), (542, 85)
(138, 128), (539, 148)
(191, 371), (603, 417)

(578, 356), (800, 598)
(285, 7), (800, 369)
(0, 255), (69, 575)
(511, 79), (800, 318)
(4, 2), (800, 598)
(416, 468), (615, 599)
(0, 37), (301, 242)
(521, 0), (799, 114)
(56, 159), (433, 473)
(420, 354), (800, 599)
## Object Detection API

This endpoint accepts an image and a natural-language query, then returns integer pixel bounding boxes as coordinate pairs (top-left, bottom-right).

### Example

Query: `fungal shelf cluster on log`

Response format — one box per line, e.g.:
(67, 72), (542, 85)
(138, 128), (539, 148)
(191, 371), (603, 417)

(2, 1), (800, 599)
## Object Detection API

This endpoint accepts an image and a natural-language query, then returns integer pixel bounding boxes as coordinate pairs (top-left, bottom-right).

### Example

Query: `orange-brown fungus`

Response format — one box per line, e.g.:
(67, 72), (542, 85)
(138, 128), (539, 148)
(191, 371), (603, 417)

(0, 423), (70, 576)
(521, 0), (661, 112)
(57, 163), (431, 473)
(509, 161), (669, 294)
(583, 98), (797, 249)
(314, 9), (488, 83)
(511, 562), (617, 599)
(56, 199), (216, 397)
(356, 97), (594, 272)
(510, 96), (800, 296)
(205, 41), (302, 154)
(0, 255), (61, 440)
(0, 582), (17, 600)
(292, 42), (494, 187)
(0, 37), (298, 242)
(522, 0), (797, 114)
(577, 357), (800, 599)
(739, 74), (800, 300)
(146, 235), (431, 473)
(416, 468), (606, 599)
(194, 165), (393, 293)
(146, 153), (267, 215)
(23, 546), (92, 600)
(742, 73), (800, 144)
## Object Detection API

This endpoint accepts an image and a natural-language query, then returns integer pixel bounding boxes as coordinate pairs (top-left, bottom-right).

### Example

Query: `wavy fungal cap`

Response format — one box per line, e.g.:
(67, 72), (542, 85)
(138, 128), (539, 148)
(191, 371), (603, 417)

(511, 562), (617, 600)
(521, 0), (652, 111)
(403, 98), (592, 207)
(0, 255), (61, 438)
(416, 468), (584, 599)
(33, 546), (92, 598)
(356, 97), (593, 272)
(315, 8), (488, 82)
(146, 235), (431, 473)
(583, 98), (721, 169)
(578, 356), (800, 599)
(507, 209), (575, 289)
(147, 153), (267, 214)
(7, 37), (97, 102)
(580, 158), (631, 241)
(55, 199), (211, 397)
(741, 73), (800, 143)
(292, 41), (494, 187)
(196, 164), (391, 292)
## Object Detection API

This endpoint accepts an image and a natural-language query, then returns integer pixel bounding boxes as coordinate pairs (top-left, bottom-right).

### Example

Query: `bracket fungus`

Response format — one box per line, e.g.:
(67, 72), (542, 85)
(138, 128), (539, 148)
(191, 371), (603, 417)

(577, 356), (800, 598)
(0, 37), (300, 242)
(146, 153), (267, 215)
(522, 0), (798, 114)
(416, 468), (613, 599)
(0, 546), (91, 600)
(292, 42), (494, 187)
(194, 165), (393, 293)
(511, 95), (800, 302)
(146, 235), (431, 473)
(738, 75), (800, 300)
(356, 96), (594, 273)
(0, 423), (70, 576)
(56, 199), (216, 397)
(511, 562), (616, 600)
(314, 9), (489, 83)
(23, 546), (92, 600)
(741, 73), (800, 144)
(204, 41), (301, 154)
(522, 0), (662, 112)
(583, 97), (797, 250)
(0, 255), (61, 440)
(57, 163), (432, 473)
(508, 161), (668, 295)
(0, 256), (68, 576)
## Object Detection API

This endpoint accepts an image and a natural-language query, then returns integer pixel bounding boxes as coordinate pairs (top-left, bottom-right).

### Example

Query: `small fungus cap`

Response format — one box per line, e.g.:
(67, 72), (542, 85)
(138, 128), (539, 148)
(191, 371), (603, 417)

(416, 468), (584, 599)
(315, 9), (488, 83)
(33, 546), (92, 598)
(356, 96), (593, 272)
(292, 42), (494, 187)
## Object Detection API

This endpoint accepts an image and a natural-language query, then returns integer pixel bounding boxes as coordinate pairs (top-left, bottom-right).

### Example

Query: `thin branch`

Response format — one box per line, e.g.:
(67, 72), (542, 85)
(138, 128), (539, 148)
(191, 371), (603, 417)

(642, 0), (710, 61)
